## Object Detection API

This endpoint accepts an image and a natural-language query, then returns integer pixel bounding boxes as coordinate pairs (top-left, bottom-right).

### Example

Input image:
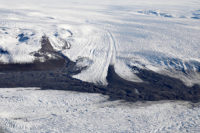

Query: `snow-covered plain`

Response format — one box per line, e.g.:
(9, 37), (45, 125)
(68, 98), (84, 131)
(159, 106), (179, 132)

(0, 0), (200, 85)
(0, 87), (200, 133)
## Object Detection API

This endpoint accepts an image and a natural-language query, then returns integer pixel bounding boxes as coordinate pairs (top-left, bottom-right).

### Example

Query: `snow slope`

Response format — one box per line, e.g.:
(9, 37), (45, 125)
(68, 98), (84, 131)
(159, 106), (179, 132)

(0, 0), (200, 85)
(0, 87), (200, 133)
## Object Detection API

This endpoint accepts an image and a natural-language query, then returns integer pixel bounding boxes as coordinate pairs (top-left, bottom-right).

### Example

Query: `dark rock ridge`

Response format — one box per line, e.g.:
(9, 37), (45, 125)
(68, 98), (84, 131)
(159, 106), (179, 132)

(0, 36), (200, 103)
(106, 66), (200, 102)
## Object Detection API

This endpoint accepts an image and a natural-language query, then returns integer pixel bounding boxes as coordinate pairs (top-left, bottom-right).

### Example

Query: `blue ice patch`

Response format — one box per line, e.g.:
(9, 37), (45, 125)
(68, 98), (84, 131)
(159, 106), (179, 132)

(0, 47), (9, 54)
(18, 33), (29, 42)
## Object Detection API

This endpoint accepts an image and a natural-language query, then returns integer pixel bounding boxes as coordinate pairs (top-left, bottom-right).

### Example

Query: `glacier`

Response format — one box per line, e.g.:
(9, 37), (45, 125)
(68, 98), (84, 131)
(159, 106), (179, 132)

(0, 0), (200, 132)
(0, 0), (200, 85)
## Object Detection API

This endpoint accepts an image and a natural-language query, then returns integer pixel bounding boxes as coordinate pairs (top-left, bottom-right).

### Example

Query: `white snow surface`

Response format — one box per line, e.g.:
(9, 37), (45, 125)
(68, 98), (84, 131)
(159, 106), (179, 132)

(0, 0), (200, 85)
(0, 87), (200, 133)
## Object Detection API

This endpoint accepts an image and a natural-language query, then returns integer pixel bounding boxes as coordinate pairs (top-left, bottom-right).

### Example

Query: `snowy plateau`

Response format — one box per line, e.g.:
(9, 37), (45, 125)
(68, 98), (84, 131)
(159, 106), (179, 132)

(0, 0), (200, 132)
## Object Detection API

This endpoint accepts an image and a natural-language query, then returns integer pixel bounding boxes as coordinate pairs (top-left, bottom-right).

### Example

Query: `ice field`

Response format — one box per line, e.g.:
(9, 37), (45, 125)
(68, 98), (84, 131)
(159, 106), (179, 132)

(0, 0), (200, 85)
(0, 0), (200, 132)
(0, 88), (200, 133)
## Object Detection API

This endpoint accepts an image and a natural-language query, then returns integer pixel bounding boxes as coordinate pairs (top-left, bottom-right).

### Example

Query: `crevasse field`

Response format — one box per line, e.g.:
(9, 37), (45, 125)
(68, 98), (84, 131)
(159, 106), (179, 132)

(0, 0), (200, 132)
(0, 88), (200, 133)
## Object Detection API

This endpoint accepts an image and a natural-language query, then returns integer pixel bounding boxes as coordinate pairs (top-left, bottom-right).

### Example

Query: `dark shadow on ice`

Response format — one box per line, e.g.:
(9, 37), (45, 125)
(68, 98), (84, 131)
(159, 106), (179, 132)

(0, 36), (200, 103)
(0, 63), (200, 103)
(106, 66), (200, 102)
